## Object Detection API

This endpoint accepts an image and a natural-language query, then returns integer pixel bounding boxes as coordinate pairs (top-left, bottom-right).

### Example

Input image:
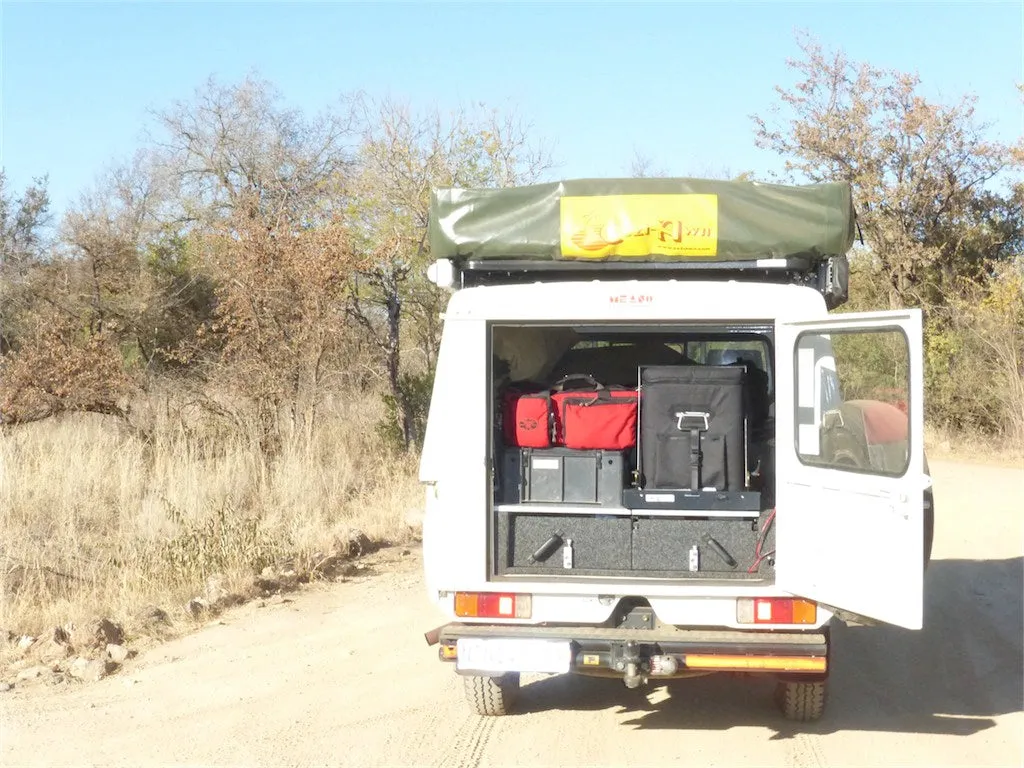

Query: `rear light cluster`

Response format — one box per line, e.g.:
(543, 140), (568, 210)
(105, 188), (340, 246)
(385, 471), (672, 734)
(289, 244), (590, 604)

(454, 592), (532, 619)
(737, 598), (816, 625)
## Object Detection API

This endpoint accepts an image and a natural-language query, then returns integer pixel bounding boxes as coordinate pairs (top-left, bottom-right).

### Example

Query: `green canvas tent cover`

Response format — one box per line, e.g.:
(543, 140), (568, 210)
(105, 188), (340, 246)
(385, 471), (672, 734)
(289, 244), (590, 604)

(429, 178), (855, 264)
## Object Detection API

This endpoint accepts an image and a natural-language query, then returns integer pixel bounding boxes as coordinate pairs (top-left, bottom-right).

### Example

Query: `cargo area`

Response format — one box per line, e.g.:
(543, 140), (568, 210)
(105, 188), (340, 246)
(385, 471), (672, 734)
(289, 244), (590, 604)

(491, 323), (777, 582)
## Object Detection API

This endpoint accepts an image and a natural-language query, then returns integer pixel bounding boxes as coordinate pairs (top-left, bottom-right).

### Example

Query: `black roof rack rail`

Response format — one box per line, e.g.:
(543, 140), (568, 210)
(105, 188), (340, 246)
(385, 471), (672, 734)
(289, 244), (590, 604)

(458, 257), (816, 291)
(451, 255), (849, 309)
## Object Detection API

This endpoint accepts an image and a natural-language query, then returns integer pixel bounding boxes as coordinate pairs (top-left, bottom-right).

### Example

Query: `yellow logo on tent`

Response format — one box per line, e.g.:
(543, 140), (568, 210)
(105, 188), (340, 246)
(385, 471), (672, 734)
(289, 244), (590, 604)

(560, 194), (718, 258)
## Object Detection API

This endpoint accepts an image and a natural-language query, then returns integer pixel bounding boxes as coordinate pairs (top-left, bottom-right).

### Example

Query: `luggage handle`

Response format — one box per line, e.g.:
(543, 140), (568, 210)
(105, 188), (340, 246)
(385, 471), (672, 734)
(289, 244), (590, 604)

(675, 411), (710, 431)
(551, 373), (604, 392)
(674, 411), (710, 491)
(570, 388), (638, 405)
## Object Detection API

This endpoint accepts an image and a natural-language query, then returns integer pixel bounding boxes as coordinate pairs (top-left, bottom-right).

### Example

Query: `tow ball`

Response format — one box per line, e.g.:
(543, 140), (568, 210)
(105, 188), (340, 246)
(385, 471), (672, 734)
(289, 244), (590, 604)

(611, 641), (681, 688)
(612, 641), (649, 689)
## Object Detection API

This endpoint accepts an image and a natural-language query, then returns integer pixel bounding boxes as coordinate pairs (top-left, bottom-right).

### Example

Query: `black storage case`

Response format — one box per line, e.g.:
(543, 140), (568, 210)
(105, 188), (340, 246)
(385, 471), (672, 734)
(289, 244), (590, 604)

(500, 447), (628, 506)
(638, 365), (746, 491)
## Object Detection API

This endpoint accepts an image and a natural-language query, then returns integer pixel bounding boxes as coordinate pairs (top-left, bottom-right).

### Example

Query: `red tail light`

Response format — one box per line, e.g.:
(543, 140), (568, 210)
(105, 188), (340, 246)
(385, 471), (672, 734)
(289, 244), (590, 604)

(454, 592), (532, 619)
(737, 598), (816, 625)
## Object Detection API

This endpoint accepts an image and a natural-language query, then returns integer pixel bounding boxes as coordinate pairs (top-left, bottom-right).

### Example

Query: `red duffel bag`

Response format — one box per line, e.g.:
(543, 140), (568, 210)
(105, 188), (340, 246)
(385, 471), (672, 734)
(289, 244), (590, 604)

(502, 386), (552, 448)
(550, 375), (639, 451)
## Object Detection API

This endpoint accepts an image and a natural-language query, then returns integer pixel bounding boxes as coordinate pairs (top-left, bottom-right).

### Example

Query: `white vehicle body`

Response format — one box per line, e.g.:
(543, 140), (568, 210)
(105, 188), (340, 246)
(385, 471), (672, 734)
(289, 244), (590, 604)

(420, 274), (926, 719)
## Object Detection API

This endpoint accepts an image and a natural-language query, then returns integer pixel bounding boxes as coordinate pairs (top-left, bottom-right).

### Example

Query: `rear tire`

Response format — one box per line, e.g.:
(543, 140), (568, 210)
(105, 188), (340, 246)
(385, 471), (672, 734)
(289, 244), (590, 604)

(775, 679), (827, 722)
(463, 673), (520, 716)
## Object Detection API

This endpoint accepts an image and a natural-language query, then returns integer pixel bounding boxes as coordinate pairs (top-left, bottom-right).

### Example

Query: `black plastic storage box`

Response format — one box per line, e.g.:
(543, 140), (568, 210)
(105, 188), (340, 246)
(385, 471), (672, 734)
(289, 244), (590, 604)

(638, 365), (746, 491)
(623, 364), (761, 512)
(500, 447), (627, 506)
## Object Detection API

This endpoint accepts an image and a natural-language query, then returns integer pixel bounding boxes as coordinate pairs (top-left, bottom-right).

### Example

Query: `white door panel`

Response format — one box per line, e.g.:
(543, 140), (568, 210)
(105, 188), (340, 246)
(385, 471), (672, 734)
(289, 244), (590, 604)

(775, 310), (924, 629)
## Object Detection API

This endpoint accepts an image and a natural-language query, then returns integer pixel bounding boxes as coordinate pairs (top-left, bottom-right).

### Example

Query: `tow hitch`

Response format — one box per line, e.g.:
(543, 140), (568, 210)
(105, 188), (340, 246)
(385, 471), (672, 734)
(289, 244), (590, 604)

(606, 638), (647, 688)
(614, 641), (645, 689)
(607, 642), (696, 687)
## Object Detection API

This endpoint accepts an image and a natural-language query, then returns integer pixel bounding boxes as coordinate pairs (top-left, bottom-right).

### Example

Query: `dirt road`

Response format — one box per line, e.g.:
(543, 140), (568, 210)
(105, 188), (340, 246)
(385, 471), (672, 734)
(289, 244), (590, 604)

(2, 459), (1021, 768)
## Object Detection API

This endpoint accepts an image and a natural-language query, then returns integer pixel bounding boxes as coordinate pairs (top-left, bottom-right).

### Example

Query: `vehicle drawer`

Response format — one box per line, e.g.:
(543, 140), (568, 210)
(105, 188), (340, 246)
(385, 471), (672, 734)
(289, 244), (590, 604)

(496, 510), (632, 573)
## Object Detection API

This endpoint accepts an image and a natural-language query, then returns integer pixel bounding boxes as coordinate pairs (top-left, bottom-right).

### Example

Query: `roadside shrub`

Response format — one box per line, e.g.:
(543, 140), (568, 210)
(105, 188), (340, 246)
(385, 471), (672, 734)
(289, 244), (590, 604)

(156, 499), (282, 580)
(377, 369), (434, 453)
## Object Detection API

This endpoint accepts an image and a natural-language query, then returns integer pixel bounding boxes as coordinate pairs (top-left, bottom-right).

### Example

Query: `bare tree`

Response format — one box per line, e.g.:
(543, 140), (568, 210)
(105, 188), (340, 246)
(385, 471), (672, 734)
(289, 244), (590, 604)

(141, 76), (367, 445)
(63, 188), (144, 337)
(2, 78), (557, 452)
(153, 75), (355, 226)
(0, 173), (52, 353)
(753, 34), (1024, 436)
(0, 172), (51, 266)
(347, 98), (554, 449)
(187, 199), (361, 449)
(0, 158), (188, 427)
(752, 33), (1022, 309)
(629, 148), (668, 178)
(57, 152), (212, 370)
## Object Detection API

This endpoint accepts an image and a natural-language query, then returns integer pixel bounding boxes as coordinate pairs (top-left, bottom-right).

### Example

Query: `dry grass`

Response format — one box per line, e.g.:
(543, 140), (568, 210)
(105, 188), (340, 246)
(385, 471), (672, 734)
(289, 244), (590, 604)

(2, 388), (1017, 667)
(925, 423), (1024, 469)
(0, 391), (422, 648)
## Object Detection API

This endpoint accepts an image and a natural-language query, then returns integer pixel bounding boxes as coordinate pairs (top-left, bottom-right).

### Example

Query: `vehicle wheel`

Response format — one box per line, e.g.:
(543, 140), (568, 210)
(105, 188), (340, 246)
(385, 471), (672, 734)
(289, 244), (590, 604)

(775, 679), (827, 722)
(463, 673), (520, 716)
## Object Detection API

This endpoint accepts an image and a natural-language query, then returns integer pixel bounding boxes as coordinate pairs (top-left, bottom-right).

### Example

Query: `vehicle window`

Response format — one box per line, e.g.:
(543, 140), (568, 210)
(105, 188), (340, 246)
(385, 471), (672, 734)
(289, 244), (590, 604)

(685, 340), (772, 395)
(696, 341), (767, 371)
(795, 329), (910, 476)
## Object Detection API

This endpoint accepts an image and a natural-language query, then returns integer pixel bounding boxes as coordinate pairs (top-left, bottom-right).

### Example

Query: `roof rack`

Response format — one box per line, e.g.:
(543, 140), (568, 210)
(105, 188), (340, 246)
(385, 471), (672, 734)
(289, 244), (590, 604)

(427, 255), (849, 309)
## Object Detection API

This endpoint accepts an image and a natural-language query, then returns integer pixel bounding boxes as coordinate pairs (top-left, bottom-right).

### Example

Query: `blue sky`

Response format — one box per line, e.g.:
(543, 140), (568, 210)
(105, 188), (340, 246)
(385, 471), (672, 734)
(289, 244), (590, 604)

(2, 1), (1021, 217)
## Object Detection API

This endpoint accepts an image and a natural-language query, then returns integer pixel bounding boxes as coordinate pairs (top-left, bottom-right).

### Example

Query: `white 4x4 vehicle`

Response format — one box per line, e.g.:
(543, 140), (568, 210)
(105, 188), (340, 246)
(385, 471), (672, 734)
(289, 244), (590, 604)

(419, 179), (932, 722)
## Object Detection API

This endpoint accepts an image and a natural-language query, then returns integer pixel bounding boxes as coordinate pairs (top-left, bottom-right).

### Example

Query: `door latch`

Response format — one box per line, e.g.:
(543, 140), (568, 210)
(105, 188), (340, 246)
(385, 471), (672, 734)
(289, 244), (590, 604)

(562, 538), (574, 569)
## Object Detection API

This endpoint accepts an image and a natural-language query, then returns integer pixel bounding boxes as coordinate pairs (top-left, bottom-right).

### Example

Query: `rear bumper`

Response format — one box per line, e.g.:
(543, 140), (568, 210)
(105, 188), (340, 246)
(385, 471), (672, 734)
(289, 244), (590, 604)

(435, 622), (829, 677)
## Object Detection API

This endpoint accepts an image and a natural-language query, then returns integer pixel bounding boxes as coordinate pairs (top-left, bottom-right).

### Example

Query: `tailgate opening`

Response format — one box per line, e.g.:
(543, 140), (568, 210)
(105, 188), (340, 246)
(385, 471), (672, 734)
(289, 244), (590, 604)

(490, 323), (777, 584)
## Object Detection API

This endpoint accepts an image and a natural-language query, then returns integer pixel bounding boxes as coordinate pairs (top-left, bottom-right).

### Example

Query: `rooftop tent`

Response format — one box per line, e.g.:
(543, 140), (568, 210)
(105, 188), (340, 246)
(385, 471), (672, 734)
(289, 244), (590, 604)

(428, 178), (855, 264)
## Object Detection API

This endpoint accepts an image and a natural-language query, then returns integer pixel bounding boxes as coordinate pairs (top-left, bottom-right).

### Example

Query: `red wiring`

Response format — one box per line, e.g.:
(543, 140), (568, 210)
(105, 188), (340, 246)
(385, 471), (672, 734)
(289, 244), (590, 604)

(748, 549), (776, 573)
(749, 508), (776, 573)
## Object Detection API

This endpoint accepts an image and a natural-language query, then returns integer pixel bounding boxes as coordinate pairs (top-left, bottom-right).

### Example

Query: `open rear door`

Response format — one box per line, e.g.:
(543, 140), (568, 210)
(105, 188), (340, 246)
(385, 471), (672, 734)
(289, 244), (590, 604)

(775, 310), (925, 629)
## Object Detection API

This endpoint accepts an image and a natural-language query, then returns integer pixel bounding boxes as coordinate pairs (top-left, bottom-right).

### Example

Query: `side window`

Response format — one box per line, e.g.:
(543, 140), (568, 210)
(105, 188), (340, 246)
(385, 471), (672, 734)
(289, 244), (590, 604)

(696, 340), (773, 395)
(795, 329), (911, 476)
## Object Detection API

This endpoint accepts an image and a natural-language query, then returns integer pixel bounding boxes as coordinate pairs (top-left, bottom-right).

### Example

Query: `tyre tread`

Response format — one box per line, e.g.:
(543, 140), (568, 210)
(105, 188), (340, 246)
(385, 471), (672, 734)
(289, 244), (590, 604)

(776, 680), (827, 722)
(463, 673), (519, 716)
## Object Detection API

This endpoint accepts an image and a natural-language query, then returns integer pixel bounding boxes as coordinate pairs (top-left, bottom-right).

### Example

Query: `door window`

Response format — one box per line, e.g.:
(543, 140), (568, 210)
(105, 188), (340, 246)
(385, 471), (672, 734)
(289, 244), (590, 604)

(795, 328), (911, 477)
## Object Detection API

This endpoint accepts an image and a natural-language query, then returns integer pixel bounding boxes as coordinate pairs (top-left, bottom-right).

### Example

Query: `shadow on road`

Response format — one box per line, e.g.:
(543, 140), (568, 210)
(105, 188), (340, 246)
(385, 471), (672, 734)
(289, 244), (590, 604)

(516, 557), (1023, 738)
